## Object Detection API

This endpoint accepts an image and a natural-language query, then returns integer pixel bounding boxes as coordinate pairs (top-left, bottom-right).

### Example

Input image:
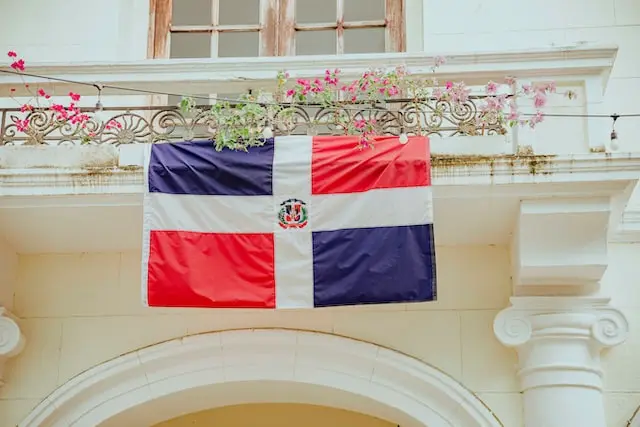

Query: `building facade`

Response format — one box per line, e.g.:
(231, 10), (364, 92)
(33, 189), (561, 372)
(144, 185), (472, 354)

(1, 0), (640, 426)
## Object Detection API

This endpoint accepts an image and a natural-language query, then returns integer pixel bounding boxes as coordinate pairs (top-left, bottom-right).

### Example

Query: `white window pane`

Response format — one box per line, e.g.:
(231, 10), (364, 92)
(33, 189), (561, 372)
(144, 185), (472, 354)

(344, 0), (385, 21)
(344, 28), (385, 54)
(296, 0), (336, 24)
(218, 32), (260, 57)
(219, 0), (260, 25)
(296, 31), (336, 55)
(170, 33), (212, 58)
(172, 0), (212, 26)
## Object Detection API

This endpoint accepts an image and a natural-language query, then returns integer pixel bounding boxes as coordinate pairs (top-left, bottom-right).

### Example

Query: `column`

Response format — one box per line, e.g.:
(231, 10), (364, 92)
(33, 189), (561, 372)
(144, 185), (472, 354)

(0, 308), (25, 386)
(494, 296), (629, 427)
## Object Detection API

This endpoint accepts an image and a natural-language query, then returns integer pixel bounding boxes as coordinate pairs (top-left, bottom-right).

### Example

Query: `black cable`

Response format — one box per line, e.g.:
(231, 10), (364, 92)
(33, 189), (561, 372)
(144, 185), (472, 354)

(1, 68), (639, 119)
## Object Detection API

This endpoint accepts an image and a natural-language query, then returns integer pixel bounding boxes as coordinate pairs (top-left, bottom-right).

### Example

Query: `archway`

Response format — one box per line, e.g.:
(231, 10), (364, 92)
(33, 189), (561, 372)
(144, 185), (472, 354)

(19, 329), (502, 427)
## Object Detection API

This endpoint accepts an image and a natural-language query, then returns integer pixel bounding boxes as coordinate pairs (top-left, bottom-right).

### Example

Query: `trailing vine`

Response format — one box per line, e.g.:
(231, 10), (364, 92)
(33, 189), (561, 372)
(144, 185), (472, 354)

(5, 51), (576, 151)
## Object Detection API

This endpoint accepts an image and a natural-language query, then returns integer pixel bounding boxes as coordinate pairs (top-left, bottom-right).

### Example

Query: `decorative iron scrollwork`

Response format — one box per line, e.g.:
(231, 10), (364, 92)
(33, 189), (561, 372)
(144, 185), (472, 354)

(0, 96), (505, 146)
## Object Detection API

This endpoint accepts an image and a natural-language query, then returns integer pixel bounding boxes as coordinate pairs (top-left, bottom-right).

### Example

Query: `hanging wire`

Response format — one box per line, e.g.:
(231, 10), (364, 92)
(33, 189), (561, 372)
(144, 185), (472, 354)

(2, 68), (640, 119)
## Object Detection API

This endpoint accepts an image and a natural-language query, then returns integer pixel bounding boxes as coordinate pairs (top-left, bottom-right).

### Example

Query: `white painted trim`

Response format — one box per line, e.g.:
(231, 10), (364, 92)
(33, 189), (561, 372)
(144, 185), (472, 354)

(1, 152), (638, 198)
(611, 210), (640, 243)
(0, 44), (617, 97)
(18, 329), (502, 427)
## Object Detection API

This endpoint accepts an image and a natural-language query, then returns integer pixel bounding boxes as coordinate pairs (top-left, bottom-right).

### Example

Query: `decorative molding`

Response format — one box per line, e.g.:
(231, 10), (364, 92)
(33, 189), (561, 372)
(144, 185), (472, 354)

(494, 296), (629, 391)
(0, 308), (26, 387)
(0, 44), (617, 97)
(611, 208), (640, 243)
(1, 148), (639, 200)
(510, 195), (630, 295)
(494, 296), (628, 427)
(19, 329), (503, 427)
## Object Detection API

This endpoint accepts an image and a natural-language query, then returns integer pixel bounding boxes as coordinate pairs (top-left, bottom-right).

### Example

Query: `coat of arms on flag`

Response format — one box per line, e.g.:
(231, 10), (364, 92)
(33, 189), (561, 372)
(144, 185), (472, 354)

(141, 135), (437, 309)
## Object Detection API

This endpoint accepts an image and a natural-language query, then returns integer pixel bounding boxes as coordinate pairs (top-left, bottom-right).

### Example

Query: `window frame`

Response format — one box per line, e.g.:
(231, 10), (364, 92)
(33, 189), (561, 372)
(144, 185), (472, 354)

(148, 0), (405, 59)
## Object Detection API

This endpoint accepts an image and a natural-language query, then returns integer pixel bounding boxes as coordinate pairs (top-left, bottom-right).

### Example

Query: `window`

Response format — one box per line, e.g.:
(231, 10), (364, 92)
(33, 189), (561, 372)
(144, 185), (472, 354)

(148, 0), (406, 59)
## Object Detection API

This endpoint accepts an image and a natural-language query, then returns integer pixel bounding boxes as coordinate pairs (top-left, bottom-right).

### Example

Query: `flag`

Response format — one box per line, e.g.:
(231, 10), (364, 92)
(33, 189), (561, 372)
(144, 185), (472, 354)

(141, 135), (437, 309)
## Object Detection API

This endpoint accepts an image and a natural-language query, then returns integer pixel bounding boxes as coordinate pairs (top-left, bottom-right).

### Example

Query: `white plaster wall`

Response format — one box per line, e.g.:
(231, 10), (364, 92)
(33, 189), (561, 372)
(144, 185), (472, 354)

(0, 1), (639, 425)
(0, 246), (523, 426)
(1, 243), (638, 426)
(422, 0), (640, 153)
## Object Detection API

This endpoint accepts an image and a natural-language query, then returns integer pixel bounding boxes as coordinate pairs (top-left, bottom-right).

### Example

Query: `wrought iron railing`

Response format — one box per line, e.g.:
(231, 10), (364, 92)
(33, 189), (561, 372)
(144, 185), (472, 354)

(0, 96), (507, 146)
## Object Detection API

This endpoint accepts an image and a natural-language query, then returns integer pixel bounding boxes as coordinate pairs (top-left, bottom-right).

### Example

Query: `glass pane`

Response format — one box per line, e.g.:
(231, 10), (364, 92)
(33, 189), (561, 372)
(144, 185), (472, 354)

(344, 0), (385, 21)
(218, 32), (259, 57)
(219, 0), (260, 25)
(296, 30), (336, 55)
(344, 28), (385, 54)
(170, 33), (212, 58)
(296, 0), (336, 24)
(172, 0), (212, 26)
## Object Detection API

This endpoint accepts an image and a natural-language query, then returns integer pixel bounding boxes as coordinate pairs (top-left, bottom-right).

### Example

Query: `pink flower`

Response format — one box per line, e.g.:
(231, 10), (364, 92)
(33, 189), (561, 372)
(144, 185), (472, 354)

(533, 92), (547, 109)
(386, 85), (399, 96)
(485, 81), (498, 95)
(521, 84), (532, 95)
(528, 111), (545, 128)
(37, 88), (51, 99)
(286, 89), (295, 97)
(10, 59), (25, 72)
(445, 81), (453, 90)
(7, 51), (17, 58)
(13, 117), (30, 132)
(68, 92), (81, 102)
(20, 104), (32, 113)
(504, 76), (516, 86)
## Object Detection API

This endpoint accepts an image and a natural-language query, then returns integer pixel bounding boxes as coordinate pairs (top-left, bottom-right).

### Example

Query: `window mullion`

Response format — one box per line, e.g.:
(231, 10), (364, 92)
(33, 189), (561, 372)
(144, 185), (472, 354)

(210, 0), (220, 58)
(385, 0), (405, 52)
(277, 0), (295, 56)
(336, 0), (344, 54)
(259, 0), (278, 56)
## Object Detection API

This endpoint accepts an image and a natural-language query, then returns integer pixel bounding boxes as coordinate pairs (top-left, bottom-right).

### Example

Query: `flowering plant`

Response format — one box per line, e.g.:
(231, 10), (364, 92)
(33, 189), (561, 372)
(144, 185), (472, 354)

(5, 51), (121, 144)
(182, 55), (576, 149)
(5, 50), (575, 150)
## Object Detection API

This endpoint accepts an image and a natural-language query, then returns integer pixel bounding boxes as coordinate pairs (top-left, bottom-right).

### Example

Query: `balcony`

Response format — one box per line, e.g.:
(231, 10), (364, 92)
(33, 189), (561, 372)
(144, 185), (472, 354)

(0, 44), (638, 272)
(0, 43), (620, 154)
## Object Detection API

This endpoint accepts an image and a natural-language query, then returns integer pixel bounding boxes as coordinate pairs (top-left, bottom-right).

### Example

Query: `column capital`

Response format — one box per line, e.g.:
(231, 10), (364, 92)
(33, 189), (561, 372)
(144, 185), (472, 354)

(494, 296), (628, 392)
(494, 296), (629, 348)
(0, 307), (26, 387)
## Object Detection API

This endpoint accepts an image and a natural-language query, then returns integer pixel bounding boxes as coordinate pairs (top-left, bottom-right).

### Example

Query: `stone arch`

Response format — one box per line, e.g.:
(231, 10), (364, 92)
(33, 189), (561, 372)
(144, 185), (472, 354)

(19, 329), (502, 427)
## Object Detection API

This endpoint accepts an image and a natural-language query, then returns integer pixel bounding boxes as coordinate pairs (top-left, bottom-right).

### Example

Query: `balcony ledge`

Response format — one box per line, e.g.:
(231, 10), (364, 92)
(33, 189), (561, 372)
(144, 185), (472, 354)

(1, 148), (638, 198)
(0, 43), (618, 97)
(0, 149), (636, 252)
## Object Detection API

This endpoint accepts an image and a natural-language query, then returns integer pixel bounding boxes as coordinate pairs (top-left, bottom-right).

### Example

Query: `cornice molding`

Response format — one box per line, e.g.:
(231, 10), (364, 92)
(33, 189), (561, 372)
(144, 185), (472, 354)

(0, 44), (617, 97)
(1, 152), (639, 198)
(0, 307), (26, 387)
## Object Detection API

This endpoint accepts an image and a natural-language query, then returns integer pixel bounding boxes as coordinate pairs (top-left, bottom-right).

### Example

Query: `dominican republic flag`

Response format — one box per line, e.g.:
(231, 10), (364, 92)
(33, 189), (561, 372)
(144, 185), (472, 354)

(141, 135), (436, 309)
